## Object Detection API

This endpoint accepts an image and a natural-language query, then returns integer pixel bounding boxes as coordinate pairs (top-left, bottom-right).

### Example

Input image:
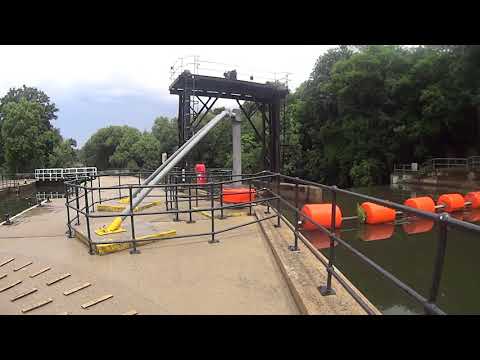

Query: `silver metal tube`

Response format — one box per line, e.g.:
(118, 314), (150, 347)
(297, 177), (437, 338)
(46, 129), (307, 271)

(129, 113), (220, 199)
(118, 110), (232, 222)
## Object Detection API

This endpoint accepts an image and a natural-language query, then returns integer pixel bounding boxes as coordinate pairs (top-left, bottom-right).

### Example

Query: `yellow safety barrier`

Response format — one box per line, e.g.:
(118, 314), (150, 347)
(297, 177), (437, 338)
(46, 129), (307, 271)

(96, 229), (177, 255)
(118, 197), (130, 204)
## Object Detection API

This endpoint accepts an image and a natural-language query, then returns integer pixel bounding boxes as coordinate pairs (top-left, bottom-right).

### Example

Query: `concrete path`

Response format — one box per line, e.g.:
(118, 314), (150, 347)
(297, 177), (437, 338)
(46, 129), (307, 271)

(0, 184), (299, 314)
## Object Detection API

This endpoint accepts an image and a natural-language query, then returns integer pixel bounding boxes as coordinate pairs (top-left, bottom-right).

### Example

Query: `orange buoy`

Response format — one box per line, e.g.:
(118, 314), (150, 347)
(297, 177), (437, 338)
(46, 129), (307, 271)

(464, 209), (480, 223)
(437, 193), (465, 213)
(359, 224), (395, 241)
(465, 192), (480, 209)
(403, 196), (436, 213)
(222, 187), (256, 204)
(360, 202), (396, 225)
(301, 204), (342, 231)
(402, 219), (434, 235)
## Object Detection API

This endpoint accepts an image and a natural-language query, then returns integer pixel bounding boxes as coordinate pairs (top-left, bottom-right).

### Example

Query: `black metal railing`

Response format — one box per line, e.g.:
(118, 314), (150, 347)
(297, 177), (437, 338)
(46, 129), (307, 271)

(64, 170), (480, 315)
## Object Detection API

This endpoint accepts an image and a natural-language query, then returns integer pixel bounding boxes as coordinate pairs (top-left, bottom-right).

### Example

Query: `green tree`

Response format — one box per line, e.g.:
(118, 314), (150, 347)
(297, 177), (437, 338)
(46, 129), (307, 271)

(0, 85), (60, 169)
(1, 99), (48, 172)
(152, 116), (178, 156)
(48, 139), (78, 168)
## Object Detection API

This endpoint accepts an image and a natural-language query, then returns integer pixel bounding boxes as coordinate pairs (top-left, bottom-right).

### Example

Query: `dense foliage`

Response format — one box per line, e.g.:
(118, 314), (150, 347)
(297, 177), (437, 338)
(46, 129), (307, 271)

(2, 46), (479, 187)
(0, 86), (77, 173)
(285, 45), (480, 186)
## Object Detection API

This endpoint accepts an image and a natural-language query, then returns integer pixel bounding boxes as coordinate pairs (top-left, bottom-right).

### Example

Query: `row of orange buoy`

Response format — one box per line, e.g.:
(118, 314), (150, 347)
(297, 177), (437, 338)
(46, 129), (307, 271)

(307, 208), (480, 249)
(300, 191), (480, 230)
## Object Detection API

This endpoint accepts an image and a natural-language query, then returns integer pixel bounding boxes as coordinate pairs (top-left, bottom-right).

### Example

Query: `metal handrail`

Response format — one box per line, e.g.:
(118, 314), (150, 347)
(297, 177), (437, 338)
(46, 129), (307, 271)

(64, 170), (480, 315)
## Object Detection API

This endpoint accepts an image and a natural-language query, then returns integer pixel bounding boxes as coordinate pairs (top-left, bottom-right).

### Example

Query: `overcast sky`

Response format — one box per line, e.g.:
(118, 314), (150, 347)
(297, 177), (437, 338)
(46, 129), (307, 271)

(0, 45), (337, 146)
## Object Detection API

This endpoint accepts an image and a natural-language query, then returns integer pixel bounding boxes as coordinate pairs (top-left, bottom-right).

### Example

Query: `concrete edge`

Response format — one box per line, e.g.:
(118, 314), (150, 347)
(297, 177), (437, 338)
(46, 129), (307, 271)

(254, 211), (309, 315)
(255, 208), (381, 315)
(0, 199), (48, 226)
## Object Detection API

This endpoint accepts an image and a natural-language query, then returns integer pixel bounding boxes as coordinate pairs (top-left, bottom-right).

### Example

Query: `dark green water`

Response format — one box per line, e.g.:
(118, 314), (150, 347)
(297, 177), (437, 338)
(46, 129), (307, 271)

(292, 183), (480, 315)
(0, 184), (65, 221)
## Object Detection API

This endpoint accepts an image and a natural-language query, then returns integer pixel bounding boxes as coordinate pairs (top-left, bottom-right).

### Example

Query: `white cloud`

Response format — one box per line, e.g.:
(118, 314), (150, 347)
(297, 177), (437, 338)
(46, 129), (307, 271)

(0, 45), (336, 99)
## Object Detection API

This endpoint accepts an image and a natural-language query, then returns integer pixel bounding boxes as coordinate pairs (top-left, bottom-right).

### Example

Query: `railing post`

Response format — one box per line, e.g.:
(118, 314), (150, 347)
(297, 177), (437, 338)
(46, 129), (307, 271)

(65, 183), (73, 238)
(173, 180), (180, 222)
(84, 186), (95, 255)
(265, 175), (271, 214)
(75, 185), (80, 225)
(425, 213), (448, 314)
(248, 181), (253, 216)
(98, 175), (102, 204)
(320, 186), (337, 296)
(129, 186), (140, 254)
(208, 182), (219, 244)
(195, 183), (199, 207)
(219, 183), (225, 219)
(165, 175), (169, 211)
(289, 178), (300, 252)
(187, 183), (195, 224)
(274, 175), (281, 228)
(90, 179), (94, 212)
(118, 173), (121, 199)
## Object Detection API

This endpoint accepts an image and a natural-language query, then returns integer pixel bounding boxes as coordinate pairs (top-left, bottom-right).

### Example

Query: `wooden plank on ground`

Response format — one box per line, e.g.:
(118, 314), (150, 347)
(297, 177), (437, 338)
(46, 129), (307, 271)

(30, 267), (51, 278)
(81, 294), (113, 309)
(21, 298), (53, 313)
(0, 280), (22, 293)
(11, 288), (38, 302)
(13, 261), (33, 272)
(0, 258), (14, 267)
(0, 274), (6, 280)
(46, 273), (71, 286)
(63, 282), (91, 296)
(122, 310), (138, 315)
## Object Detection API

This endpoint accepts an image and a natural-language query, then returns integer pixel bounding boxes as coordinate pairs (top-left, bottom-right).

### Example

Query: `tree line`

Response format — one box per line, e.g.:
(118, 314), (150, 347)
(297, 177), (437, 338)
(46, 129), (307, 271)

(1, 45), (479, 187)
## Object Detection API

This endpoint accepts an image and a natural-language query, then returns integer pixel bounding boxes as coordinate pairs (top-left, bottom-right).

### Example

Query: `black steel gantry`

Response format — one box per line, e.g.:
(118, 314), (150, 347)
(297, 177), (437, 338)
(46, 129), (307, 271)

(169, 70), (289, 173)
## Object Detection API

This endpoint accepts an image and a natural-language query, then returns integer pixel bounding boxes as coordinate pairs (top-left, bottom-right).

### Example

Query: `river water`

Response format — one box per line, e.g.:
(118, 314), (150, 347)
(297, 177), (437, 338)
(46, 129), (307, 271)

(296, 182), (480, 315)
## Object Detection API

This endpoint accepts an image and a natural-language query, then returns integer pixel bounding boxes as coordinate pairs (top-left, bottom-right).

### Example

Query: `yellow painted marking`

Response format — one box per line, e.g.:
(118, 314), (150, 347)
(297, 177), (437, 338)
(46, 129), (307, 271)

(64, 282), (91, 296)
(97, 204), (126, 212)
(122, 310), (138, 315)
(200, 211), (212, 218)
(11, 288), (38, 302)
(0, 257), (15, 267)
(13, 261), (33, 272)
(0, 280), (22, 293)
(46, 273), (71, 286)
(30, 267), (51, 278)
(22, 298), (53, 313)
(81, 294), (113, 309)
(137, 229), (176, 241)
(96, 230), (176, 255)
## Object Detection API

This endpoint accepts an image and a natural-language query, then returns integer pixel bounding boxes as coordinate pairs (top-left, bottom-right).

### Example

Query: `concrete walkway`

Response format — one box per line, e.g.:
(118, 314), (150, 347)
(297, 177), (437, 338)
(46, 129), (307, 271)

(0, 185), (299, 314)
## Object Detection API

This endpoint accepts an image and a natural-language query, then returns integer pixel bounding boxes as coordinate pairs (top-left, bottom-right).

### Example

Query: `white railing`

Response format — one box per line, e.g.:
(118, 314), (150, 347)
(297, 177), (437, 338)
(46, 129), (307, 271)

(35, 167), (97, 181)
(35, 191), (66, 201)
(169, 55), (292, 88)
